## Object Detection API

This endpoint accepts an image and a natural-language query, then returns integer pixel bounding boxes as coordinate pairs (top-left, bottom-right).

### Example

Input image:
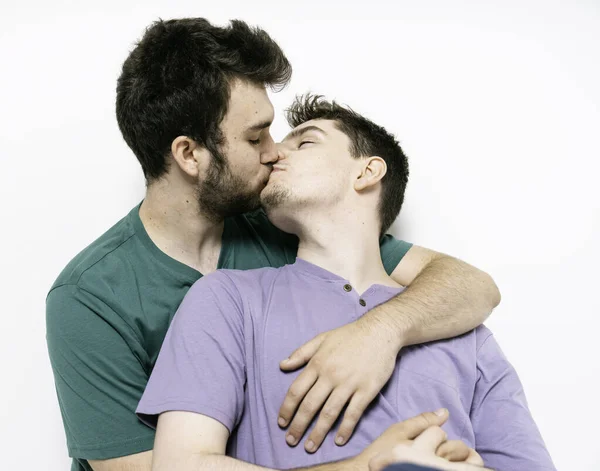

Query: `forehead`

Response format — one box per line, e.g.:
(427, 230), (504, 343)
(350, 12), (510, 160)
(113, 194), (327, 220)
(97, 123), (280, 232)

(223, 79), (274, 130)
(284, 119), (349, 144)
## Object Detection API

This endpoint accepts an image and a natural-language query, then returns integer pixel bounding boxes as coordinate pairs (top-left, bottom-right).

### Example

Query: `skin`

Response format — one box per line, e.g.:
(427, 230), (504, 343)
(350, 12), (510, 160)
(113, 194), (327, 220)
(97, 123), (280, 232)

(147, 106), (497, 470)
(151, 410), (484, 471)
(89, 80), (500, 470)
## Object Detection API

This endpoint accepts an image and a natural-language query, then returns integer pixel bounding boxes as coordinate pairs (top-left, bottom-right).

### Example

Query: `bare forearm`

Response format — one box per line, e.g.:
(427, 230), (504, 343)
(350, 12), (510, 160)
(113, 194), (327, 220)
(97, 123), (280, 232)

(89, 450), (152, 471)
(154, 454), (356, 471)
(154, 454), (274, 471)
(380, 255), (501, 347)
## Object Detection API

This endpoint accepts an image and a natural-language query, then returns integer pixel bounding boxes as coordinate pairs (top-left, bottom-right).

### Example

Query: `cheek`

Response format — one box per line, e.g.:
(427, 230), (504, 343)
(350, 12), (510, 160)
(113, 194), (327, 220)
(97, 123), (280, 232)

(227, 146), (262, 173)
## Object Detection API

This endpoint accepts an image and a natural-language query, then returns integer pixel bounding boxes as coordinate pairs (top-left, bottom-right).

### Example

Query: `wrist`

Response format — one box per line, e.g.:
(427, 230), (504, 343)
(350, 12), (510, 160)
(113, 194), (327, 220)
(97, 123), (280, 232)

(345, 454), (366, 471)
(356, 311), (407, 353)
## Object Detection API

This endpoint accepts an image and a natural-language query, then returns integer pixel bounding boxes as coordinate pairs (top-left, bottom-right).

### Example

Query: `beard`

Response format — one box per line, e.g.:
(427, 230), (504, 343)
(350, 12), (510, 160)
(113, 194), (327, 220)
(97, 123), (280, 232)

(196, 152), (263, 221)
(260, 181), (293, 211)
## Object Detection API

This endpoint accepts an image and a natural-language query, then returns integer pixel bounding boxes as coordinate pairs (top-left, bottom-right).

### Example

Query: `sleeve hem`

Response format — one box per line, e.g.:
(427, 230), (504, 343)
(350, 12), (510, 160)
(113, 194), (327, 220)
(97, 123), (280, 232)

(136, 400), (237, 433)
(68, 434), (155, 460)
(382, 241), (413, 275)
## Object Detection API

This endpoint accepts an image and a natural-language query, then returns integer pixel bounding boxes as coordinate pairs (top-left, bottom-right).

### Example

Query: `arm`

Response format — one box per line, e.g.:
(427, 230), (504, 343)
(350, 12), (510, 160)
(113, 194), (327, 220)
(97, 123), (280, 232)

(381, 244), (500, 346)
(89, 452), (152, 471)
(278, 243), (500, 451)
(153, 411), (349, 471)
(139, 273), (345, 471)
(153, 410), (456, 471)
(471, 328), (556, 471)
(46, 285), (155, 470)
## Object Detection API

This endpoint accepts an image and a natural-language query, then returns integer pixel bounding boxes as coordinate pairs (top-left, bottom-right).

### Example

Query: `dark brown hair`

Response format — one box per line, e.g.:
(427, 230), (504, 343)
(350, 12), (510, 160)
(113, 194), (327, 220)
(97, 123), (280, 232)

(286, 94), (409, 233)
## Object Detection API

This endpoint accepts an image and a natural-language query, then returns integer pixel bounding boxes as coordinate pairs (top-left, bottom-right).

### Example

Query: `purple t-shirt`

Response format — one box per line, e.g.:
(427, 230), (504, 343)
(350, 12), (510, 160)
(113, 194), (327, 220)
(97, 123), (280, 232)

(137, 259), (555, 470)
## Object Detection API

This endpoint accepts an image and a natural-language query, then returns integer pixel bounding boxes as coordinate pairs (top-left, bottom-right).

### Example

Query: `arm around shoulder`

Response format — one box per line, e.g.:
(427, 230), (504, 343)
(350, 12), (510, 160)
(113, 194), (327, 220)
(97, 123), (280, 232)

(384, 245), (500, 345)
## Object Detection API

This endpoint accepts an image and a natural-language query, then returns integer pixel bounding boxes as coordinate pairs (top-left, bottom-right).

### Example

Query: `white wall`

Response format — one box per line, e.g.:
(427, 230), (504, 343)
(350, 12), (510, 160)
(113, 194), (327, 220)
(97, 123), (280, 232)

(1, 0), (598, 469)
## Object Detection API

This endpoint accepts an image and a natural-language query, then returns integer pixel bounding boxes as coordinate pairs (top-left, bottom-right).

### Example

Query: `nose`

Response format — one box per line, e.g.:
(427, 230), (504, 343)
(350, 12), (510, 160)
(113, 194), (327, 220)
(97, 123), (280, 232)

(260, 137), (279, 165)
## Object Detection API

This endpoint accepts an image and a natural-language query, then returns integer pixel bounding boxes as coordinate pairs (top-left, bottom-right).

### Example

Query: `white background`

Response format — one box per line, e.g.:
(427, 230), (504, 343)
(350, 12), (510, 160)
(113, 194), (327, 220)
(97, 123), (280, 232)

(1, 0), (599, 469)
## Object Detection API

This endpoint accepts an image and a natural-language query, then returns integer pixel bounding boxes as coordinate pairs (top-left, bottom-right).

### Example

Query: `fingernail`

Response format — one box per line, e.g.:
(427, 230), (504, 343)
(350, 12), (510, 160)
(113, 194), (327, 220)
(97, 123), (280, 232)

(278, 417), (286, 427)
(335, 435), (345, 445)
(286, 434), (296, 446)
(306, 440), (315, 452)
(435, 408), (447, 416)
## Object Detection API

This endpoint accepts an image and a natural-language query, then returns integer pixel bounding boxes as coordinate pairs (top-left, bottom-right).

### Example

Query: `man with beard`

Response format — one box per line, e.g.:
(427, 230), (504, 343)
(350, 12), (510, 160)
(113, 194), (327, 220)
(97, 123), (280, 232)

(137, 95), (554, 471)
(47, 18), (500, 471)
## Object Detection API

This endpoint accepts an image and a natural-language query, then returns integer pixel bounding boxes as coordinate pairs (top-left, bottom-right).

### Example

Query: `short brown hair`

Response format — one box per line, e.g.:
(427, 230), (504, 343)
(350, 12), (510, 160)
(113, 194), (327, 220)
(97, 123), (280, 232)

(286, 94), (409, 234)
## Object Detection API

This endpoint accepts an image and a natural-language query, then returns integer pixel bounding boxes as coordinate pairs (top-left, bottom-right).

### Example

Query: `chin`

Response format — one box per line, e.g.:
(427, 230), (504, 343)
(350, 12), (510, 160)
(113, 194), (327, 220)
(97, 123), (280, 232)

(260, 181), (289, 206)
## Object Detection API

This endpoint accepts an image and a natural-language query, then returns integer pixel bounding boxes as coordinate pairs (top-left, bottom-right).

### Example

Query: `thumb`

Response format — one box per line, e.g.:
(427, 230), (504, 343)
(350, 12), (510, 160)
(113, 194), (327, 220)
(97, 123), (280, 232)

(280, 333), (325, 371)
(398, 409), (449, 440)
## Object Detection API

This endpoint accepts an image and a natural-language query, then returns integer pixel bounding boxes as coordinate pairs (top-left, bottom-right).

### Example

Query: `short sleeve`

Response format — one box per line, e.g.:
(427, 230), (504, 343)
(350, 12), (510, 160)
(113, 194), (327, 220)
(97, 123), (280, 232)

(136, 272), (246, 433)
(471, 329), (556, 470)
(379, 234), (413, 275)
(46, 285), (155, 460)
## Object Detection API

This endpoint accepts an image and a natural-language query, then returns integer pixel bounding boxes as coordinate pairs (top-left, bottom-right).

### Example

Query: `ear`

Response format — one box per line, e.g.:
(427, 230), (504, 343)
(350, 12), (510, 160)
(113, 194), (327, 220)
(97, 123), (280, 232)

(354, 157), (387, 192)
(170, 136), (210, 178)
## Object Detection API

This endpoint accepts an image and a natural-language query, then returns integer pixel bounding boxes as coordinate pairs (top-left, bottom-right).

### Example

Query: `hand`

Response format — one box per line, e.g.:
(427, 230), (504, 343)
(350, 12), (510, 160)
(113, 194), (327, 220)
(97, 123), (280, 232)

(354, 410), (450, 469)
(278, 318), (402, 451)
(366, 415), (486, 471)
(370, 444), (486, 471)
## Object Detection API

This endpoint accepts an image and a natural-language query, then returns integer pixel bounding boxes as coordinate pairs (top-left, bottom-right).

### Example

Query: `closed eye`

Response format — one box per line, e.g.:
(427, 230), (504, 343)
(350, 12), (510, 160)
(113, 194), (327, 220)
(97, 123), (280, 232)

(249, 139), (261, 146)
(298, 141), (314, 148)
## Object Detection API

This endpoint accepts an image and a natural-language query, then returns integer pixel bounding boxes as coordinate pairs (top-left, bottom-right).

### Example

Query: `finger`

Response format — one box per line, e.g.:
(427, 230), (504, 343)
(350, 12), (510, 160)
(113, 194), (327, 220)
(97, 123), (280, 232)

(285, 379), (332, 447)
(334, 392), (374, 446)
(436, 440), (470, 462)
(413, 426), (447, 452)
(465, 448), (484, 466)
(280, 334), (325, 371)
(391, 409), (449, 441)
(304, 387), (353, 453)
(278, 368), (318, 428)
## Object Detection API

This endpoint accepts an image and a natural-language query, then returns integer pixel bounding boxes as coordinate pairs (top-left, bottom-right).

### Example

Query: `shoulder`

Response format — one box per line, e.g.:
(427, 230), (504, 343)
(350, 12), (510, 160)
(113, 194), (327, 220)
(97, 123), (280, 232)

(48, 207), (139, 294)
(474, 325), (495, 353)
(182, 267), (287, 324)
(192, 266), (283, 298)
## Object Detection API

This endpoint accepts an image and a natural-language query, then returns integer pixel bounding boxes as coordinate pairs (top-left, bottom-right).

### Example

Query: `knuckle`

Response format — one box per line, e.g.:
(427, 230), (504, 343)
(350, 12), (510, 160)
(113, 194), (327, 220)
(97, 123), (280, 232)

(325, 368), (342, 382)
(344, 408), (361, 423)
(469, 450), (484, 465)
(320, 407), (338, 422)
(419, 411), (437, 425)
(388, 422), (405, 436)
(289, 350), (303, 361)
(288, 419), (305, 434)
(287, 385), (304, 400)
(279, 407), (291, 419)
(412, 414), (430, 431)
(300, 400), (318, 415)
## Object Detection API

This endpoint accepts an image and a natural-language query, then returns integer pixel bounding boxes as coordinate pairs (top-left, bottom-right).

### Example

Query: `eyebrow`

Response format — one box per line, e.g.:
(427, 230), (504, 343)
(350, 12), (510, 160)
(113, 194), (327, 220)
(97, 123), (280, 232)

(283, 125), (328, 142)
(246, 120), (273, 132)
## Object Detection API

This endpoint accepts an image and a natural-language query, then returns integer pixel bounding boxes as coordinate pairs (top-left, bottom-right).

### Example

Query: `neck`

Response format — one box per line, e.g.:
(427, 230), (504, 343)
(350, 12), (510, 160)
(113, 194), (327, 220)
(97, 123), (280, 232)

(295, 209), (398, 294)
(139, 178), (224, 274)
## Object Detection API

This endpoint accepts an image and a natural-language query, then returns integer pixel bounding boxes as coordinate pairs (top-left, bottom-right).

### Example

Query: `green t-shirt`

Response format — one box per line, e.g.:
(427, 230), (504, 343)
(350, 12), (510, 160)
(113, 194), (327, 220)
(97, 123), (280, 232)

(46, 203), (412, 471)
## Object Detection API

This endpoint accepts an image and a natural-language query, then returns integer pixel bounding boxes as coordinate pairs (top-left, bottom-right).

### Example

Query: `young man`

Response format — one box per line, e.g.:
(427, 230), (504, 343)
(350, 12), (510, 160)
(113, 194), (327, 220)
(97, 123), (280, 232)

(137, 96), (554, 471)
(46, 19), (500, 471)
